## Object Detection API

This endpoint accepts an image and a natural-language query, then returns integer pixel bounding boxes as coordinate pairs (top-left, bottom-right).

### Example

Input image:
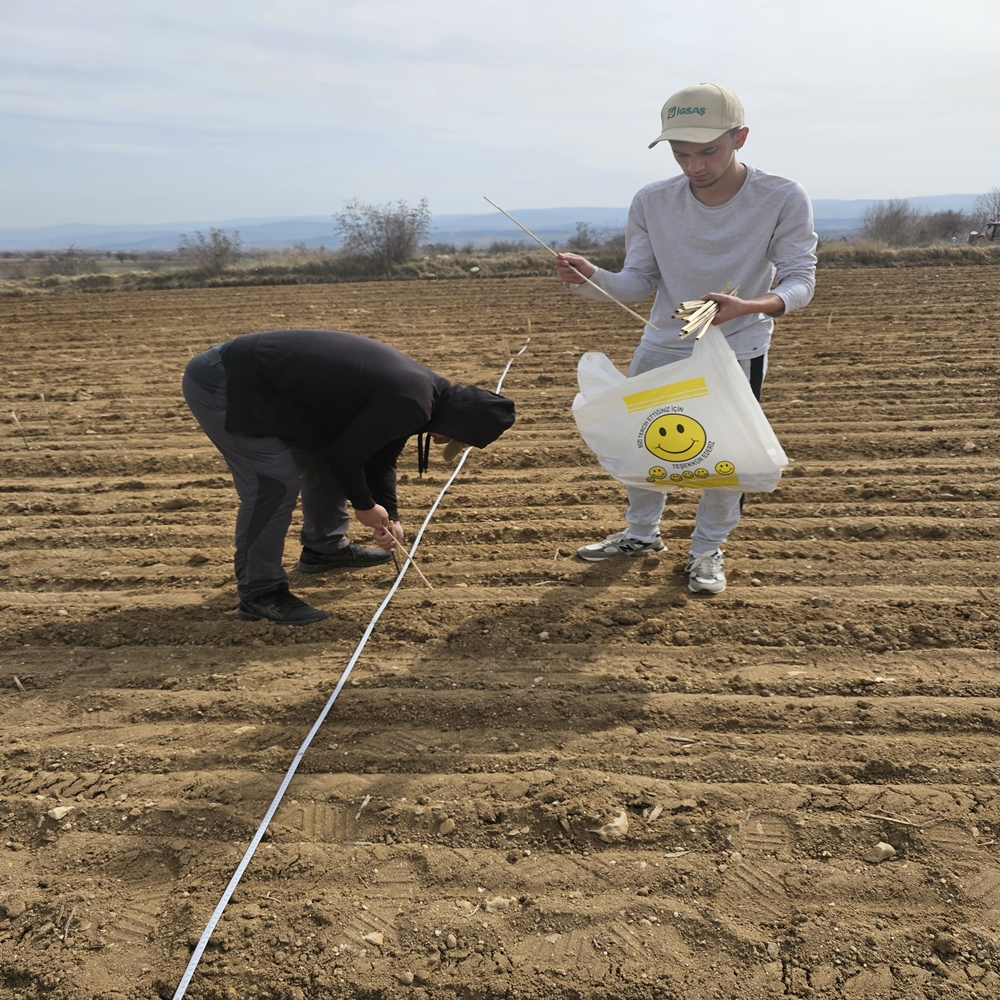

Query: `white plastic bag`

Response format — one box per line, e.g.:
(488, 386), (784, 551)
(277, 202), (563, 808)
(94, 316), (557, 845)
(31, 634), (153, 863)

(572, 327), (786, 493)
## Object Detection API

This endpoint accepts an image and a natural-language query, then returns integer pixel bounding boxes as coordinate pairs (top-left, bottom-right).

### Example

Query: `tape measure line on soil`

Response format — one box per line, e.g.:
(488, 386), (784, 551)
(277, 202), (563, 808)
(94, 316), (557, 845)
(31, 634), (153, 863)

(171, 339), (529, 1000)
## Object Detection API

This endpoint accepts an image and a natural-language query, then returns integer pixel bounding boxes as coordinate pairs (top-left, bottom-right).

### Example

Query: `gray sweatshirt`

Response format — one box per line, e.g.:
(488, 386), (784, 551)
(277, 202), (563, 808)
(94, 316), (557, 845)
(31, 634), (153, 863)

(568, 164), (817, 359)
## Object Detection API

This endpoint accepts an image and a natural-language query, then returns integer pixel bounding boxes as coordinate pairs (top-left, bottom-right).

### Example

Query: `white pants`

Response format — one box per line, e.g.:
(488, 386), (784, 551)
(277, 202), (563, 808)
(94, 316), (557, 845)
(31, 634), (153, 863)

(623, 342), (767, 556)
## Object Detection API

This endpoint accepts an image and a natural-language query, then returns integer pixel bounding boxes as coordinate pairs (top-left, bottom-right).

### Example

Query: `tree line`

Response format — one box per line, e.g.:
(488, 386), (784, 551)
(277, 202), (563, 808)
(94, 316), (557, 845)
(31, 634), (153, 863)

(861, 188), (1000, 247)
(152, 185), (1000, 275)
(173, 202), (626, 274)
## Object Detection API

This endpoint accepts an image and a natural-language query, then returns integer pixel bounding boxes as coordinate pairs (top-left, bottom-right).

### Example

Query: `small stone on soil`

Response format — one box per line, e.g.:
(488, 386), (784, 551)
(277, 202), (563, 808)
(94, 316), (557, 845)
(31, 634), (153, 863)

(863, 842), (897, 864)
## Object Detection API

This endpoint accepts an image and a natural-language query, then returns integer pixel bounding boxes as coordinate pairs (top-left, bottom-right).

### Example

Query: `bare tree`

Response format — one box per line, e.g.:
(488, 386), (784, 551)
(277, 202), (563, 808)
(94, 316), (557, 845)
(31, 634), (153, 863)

(334, 198), (431, 269)
(58, 244), (97, 276)
(565, 222), (602, 252)
(971, 187), (1000, 229)
(861, 200), (920, 247)
(177, 228), (243, 273)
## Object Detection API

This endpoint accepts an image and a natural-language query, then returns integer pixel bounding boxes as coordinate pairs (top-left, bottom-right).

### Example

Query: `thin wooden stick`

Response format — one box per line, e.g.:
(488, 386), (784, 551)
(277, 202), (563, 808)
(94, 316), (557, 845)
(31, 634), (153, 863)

(484, 197), (659, 331)
(861, 812), (922, 828)
(10, 411), (30, 449)
(40, 394), (55, 436)
(392, 535), (434, 590)
(693, 316), (716, 340)
(665, 734), (735, 750)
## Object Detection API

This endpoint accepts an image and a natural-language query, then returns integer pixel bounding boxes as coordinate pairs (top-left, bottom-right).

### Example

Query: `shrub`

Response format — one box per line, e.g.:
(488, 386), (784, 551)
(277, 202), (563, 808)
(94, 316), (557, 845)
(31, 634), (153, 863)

(333, 197), (432, 270)
(861, 200), (973, 246)
(565, 222), (602, 252)
(424, 242), (459, 255)
(861, 200), (920, 246)
(177, 228), (243, 273)
(486, 240), (527, 254)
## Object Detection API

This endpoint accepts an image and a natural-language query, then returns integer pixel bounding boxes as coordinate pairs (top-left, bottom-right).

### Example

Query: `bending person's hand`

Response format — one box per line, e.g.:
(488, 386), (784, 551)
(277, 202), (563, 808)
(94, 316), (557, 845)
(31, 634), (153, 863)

(356, 503), (390, 531)
(371, 519), (403, 553)
(554, 252), (596, 284)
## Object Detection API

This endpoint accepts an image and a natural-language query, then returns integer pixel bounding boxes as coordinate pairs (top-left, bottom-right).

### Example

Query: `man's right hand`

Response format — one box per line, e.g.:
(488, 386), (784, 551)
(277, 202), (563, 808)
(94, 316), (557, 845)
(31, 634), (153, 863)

(355, 503), (390, 531)
(372, 519), (403, 553)
(554, 252), (596, 284)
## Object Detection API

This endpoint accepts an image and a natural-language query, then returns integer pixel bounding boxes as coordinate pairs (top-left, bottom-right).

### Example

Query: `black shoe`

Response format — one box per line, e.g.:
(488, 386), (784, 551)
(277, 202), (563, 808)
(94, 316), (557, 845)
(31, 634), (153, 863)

(296, 542), (392, 573)
(236, 585), (331, 625)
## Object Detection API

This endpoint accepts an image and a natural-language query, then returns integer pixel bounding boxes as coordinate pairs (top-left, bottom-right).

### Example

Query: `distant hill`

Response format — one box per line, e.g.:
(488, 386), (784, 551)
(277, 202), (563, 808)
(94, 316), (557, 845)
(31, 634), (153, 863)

(0, 195), (982, 251)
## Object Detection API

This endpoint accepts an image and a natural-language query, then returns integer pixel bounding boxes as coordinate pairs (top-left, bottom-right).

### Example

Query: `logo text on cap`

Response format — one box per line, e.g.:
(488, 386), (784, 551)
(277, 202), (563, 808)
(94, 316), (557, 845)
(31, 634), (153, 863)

(667, 106), (706, 119)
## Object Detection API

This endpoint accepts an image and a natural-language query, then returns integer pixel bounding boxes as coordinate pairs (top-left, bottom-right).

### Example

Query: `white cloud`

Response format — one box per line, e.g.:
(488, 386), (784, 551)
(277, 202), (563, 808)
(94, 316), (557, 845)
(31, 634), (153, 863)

(2, 0), (998, 224)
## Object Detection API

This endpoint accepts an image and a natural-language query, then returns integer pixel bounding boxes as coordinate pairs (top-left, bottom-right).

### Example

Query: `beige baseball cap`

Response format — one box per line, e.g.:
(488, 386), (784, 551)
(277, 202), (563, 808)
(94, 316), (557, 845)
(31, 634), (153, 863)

(649, 83), (745, 148)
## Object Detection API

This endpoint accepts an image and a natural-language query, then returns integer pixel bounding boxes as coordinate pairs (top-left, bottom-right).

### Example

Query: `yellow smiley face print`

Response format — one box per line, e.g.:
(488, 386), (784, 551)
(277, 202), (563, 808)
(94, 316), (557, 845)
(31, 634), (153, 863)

(715, 460), (736, 475)
(669, 473), (682, 482)
(643, 414), (708, 463)
(647, 466), (668, 480)
(694, 468), (709, 479)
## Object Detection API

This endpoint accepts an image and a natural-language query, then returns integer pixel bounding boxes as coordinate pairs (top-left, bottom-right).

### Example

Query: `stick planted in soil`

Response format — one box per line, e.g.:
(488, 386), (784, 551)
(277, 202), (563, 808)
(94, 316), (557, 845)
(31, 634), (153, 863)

(393, 536), (433, 590)
(40, 393), (55, 436)
(10, 411), (31, 450)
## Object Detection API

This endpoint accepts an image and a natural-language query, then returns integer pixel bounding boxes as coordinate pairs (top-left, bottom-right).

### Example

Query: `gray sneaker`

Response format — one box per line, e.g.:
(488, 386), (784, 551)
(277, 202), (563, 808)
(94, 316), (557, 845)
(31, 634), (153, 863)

(577, 530), (666, 562)
(687, 549), (726, 594)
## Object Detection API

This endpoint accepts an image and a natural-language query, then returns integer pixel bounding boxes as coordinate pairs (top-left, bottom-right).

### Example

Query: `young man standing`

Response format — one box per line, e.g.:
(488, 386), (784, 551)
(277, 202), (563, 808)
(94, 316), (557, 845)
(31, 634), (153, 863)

(554, 83), (816, 594)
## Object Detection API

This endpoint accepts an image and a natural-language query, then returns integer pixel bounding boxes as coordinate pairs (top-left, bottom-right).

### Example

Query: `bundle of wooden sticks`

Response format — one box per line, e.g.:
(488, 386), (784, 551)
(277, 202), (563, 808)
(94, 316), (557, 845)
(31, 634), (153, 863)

(673, 282), (739, 340)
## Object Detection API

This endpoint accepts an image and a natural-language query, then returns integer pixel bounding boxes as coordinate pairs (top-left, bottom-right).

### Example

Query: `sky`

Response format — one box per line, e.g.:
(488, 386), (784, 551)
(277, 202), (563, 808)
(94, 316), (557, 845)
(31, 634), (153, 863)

(3, 0), (999, 228)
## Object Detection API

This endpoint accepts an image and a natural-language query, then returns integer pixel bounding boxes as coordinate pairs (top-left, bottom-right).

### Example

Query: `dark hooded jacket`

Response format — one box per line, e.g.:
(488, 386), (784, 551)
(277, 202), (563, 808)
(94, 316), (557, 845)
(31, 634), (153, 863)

(221, 329), (514, 518)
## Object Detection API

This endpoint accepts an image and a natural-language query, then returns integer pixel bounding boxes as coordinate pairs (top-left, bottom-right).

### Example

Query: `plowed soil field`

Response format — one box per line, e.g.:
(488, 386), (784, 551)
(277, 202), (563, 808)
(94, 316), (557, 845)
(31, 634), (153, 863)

(2, 268), (999, 1000)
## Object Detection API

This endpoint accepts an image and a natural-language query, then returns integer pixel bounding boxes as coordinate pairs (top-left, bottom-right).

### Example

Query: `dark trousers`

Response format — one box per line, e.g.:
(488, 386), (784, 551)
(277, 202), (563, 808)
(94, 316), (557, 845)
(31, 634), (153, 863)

(182, 347), (351, 600)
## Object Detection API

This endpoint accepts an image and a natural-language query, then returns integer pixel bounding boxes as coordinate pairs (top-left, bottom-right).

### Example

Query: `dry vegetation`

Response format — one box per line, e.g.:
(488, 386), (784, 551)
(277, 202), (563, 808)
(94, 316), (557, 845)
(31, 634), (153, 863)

(1, 242), (998, 299)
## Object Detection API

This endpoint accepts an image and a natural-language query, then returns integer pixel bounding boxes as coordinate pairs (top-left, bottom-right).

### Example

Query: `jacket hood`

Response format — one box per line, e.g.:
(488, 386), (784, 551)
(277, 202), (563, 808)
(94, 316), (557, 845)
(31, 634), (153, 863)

(427, 384), (516, 447)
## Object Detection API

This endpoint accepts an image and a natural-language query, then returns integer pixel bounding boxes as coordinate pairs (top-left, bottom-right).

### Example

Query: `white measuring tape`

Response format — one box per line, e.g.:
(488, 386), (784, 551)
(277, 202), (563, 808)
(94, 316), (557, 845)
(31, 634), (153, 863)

(172, 339), (529, 999)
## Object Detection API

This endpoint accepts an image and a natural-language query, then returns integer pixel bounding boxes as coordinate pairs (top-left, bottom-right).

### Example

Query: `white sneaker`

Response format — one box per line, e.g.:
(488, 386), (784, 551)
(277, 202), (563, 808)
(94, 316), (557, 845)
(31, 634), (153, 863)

(577, 530), (666, 562)
(687, 549), (726, 594)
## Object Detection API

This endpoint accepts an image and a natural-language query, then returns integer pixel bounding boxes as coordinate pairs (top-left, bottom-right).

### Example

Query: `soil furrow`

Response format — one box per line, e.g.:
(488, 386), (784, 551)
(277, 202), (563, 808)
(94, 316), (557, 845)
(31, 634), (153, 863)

(2, 268), (1000, 999)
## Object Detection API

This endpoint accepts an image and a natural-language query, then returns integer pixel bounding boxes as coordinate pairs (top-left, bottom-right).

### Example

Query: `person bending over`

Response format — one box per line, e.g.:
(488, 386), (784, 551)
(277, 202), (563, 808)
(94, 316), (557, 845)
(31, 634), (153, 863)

(183, 328), (515, 624)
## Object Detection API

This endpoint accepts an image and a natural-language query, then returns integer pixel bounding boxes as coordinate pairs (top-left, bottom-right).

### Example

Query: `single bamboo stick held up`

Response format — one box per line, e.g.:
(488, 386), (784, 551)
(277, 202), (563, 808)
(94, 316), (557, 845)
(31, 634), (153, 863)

(483, 197), (659, 331)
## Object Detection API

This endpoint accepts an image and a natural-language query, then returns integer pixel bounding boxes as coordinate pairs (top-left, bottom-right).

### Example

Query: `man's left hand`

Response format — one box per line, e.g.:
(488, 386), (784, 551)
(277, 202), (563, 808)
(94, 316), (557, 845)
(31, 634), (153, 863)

(703, 292), (785, 325)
